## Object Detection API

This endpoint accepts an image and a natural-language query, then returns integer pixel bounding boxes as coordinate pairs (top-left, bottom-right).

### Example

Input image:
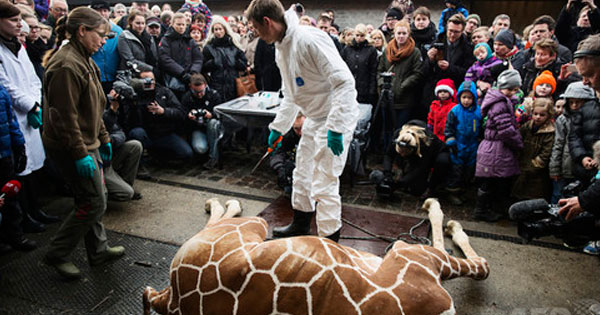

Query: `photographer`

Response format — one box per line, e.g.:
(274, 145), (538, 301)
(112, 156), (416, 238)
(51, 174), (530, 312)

(102, 90), (143, 201)
(370, 120), (449, 199)
(269, 114), (305, 195)
(127, 70), (193, 162)
(180, 74), (223, 170)
(558, 34), (600, 255)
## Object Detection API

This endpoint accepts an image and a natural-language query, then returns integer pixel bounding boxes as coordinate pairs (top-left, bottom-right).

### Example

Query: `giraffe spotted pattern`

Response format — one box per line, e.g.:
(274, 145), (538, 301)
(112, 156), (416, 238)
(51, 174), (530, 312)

(144, 198), (489, 315)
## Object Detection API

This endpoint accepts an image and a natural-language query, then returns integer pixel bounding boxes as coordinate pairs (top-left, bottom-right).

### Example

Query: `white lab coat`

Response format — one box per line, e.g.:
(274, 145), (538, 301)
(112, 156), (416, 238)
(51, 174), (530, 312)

(0, 42), (45, 176)
(270, 10), (359, 236)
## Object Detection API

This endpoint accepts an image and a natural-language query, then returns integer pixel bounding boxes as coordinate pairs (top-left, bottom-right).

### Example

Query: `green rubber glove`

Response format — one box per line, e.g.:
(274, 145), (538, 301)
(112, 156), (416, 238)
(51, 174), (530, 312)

(99, 142), (112, 162)
(327, 130), (343, 156)
(27, 106), (42, 129)
(75, 155), (96, 179)
(268, 129), (282, 150)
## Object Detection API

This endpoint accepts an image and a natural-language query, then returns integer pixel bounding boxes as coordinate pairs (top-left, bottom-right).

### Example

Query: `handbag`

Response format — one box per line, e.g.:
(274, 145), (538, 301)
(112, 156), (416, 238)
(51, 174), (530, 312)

(235, 71), (258, 97)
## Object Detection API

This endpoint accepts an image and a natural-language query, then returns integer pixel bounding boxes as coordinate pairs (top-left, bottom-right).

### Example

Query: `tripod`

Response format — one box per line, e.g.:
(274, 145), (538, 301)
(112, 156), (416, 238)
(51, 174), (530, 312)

(368, 72), (396, 154)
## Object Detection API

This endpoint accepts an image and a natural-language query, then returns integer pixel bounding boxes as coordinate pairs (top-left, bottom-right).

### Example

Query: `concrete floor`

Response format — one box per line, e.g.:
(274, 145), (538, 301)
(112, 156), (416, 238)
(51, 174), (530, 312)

(70, 173), (599, 315)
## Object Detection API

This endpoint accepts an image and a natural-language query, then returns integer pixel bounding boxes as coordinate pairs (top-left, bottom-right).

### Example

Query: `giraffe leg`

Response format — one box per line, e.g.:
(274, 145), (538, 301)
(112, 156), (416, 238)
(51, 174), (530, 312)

(422, 198), (445, 251)
(224, 199), (243, 218)
(445, 220), (478, 259)
(143, 286), (170, 315)
(205, 198), (225, 226)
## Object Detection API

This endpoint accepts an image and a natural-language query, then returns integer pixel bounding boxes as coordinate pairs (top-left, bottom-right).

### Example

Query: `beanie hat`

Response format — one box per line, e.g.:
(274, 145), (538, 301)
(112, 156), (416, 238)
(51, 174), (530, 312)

(90, 0), (110, 10)
(494, 29), (515, 49)
(497, 69), (522, 89)
(474, 42), (493, 62)
(386, 8), (404, 21)
(533, 70), (557, 95)
(20, 20), (30, 35)
(560, 81), (597, 100)
(467, 14), (481, 26)
(0, 1), (21, 19)
(435, 78), (456, 98)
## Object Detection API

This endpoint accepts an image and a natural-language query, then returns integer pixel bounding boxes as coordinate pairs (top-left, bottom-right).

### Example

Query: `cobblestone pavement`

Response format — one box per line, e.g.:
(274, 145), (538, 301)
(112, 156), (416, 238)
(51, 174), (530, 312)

(147, 142), (476, 222)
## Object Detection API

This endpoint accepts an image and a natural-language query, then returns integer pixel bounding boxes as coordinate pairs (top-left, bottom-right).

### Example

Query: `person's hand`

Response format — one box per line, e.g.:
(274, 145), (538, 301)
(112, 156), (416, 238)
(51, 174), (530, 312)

(558, 197), (583, 221)
(75, 155), (96, 179)
(567, 0), (578, 10)
(147, 101), (164, 115)
(27, 104), (42, 129)
(181, 73), (191, 84)
(437, 60), (449, 71)
(187, 112), (195, 120)
(12, 145), (27, 174)
(327, 130), (343, 156)
(582, 156), (597, 170)
(477, 80), (492, 93)
(204, 111), (212, 119)
(582, 0), (597, 10)
(268, 129), (282, 150)
(427, 47), (438, 61)
(108, 90), (120, 112)
(99, 142), (112, 163)
(559, 63), (574, 80)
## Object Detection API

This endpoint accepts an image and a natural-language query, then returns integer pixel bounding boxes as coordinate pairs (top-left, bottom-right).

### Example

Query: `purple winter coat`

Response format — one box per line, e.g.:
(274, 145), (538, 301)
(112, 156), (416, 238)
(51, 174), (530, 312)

(475, 89), (523, 178)
(464, 56), (503, 84)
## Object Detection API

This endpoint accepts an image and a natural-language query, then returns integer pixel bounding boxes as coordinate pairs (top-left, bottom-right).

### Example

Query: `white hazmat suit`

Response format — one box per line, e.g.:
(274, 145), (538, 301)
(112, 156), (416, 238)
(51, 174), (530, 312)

(269, 10), (359, 236)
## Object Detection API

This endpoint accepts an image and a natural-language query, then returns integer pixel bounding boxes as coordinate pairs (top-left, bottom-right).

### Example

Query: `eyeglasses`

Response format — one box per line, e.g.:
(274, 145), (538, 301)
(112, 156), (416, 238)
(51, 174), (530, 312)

(91, 29), (116, 39)
(52, 7), (67, 12)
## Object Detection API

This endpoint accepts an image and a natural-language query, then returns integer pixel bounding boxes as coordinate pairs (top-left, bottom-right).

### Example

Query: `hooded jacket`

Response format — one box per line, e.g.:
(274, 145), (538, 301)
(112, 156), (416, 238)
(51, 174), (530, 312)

(341, 39), (378, 104)
(475, 89), (523, 178)
(92, 21), (123, 83)
(269, 9), (359, 136)
(464, 44), (503, 84)
(117, 29), (158, 71)
(438, 6), (469, 36)
(158, 27), (203, 80)
(445, 81), (481, 166)
(549, 113), (574, 179)
(568, 99), (600, 165)
(202, 35), (248, 102)
(0, 84), (25, 159)
(428, 92), (457, 142)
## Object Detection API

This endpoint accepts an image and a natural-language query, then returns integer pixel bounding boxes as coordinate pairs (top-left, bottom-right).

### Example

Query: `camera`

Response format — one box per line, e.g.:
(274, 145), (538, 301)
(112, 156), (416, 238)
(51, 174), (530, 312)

(380, 71), (395, 89)
(370, 170), (395, 198)
(432, 42), (445, 50)
(509, 181), (596, 247)
(190, 108), (208, 124)
(295, 3), (304, 13)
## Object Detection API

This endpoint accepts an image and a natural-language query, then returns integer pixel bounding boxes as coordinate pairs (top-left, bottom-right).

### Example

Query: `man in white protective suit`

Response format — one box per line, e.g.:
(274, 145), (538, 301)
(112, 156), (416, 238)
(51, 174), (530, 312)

(246, 0), (359, 242)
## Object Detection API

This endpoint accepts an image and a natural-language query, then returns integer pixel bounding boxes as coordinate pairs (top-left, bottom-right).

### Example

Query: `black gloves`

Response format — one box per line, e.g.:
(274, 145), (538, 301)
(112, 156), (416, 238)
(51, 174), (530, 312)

(181, 73), (191, 85)
(12, 145), (27, 174)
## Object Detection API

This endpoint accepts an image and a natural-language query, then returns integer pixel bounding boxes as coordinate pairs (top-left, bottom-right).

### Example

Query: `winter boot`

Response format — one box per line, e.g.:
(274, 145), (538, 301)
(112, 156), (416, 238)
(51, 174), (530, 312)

(325, 229), (341, 243)
(272, 210), (313, 238)
(31, 208), (61, 224)
(22, 213), (46, 233)
(473, 188), (503, 222)
(89, 246), (126, 266)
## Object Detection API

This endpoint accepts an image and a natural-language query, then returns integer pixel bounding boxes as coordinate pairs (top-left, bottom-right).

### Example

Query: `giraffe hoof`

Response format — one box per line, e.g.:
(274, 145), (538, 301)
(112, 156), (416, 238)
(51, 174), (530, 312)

(421, 198), (440, 212)
(225, 199), (243, 217)
(205, 198), (220, 213)
(445, 220), (463, 236)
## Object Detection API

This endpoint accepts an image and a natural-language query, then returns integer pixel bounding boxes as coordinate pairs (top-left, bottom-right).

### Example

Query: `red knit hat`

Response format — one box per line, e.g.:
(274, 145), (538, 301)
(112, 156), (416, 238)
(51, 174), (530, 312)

(434, 78), (456, 100)
(533, 70), (557, 95)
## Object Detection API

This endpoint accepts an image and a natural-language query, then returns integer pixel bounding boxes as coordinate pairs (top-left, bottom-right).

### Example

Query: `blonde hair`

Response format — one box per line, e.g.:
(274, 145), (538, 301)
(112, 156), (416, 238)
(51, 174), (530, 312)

(368, 29), (386, 49)
(532, 97), (555, 117)
(355, 23), (367, 36)
(206, 15), (242, 49)
(393, 20), (411, 34)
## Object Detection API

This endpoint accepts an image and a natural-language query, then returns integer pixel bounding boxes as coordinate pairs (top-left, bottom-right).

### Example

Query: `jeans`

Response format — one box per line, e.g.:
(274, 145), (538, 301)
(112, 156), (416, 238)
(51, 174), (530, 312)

(128, 127), (193, 161)
(190, 119), (221, 160)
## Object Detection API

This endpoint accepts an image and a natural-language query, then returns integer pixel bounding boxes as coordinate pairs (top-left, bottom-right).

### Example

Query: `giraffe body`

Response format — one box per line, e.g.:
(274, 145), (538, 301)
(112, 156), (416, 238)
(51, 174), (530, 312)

(144, 198), (489, 315)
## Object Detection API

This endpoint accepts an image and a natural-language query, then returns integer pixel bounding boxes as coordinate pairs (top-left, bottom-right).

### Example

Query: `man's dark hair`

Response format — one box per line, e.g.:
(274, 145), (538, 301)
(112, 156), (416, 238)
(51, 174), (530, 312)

(190, 73), (207, 85)
(532, 15), (556, 31)
(193, 13), (206, 23)
(245, 0), (285, 26)
(317, 13), (332, 24)
(413, 6), (431, 19)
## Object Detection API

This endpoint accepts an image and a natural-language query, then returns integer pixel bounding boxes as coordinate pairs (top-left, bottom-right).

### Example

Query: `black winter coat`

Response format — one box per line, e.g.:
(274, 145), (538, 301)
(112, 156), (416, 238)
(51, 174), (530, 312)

(579, 180), (600, 216)
(254, 39), (281, 91)
(519, 58), (564, 95)
(341, 40), (378, 104)
(568, 99), (600, 165)
(180, 87), (223, 132)
(127, 86), (185, 138)
(411, 21), (437, 60)
(555, 6), (600, 53)
(421, 33), (475, 108)
(158, 28), (203, 80)
(202, 36), (248, 102)
(512, 42), (573, 71)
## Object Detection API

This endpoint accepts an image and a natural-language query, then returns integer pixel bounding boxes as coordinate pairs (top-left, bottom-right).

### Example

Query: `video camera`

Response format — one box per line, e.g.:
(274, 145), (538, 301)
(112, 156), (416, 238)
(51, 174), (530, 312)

(370, 170), (395, 198)
(509, 181), (597, 247)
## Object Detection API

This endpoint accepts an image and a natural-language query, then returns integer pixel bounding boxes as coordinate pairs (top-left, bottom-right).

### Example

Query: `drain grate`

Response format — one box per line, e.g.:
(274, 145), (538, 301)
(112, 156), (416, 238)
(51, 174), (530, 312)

(0, 231), (177, 314)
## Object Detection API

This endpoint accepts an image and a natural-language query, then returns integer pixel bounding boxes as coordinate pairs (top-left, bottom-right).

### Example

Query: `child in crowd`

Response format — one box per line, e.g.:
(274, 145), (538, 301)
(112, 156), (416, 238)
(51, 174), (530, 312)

(553, 97), (565, 119)
(474, 69), (523, 222)
(549, 82), (596, 203)
(464, 42), (502, 100)
(428, 78), (457, 141)
(515, 70), (556, 127)
(444, 81), (482, 193)
(511, 98), (555, 201)
(438, 0), (468, 35)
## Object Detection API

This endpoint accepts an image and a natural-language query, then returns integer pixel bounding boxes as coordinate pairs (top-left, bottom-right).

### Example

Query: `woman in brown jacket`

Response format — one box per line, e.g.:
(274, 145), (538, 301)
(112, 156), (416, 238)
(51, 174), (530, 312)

(42, 7), (124, 280)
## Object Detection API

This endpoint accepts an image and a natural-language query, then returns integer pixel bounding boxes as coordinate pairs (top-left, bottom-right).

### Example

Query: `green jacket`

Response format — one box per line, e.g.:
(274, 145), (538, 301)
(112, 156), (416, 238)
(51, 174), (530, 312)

(377, 47), (423, 110)
(43, 39), (110, 160)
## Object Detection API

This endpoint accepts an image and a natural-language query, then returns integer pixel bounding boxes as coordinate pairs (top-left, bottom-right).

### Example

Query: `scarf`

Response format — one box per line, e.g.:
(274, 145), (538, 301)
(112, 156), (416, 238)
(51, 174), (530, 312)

(0, 34), (21, 57)
(130, 29), (157, 67)
(386, 37), (415, 63)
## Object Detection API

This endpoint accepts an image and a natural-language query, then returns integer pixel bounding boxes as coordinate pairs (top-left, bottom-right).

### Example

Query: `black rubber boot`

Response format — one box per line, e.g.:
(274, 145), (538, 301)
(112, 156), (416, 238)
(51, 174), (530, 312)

(272, 210), (313, 238)
(325, 229), (341, 243)
(473, 188), (503, 222)
(31, 208), (61, 224)
(22, 213), (46, 233)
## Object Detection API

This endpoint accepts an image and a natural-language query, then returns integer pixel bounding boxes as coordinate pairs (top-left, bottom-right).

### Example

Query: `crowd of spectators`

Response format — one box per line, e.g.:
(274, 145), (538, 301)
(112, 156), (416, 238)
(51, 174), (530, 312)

(0, 0), (600, 279)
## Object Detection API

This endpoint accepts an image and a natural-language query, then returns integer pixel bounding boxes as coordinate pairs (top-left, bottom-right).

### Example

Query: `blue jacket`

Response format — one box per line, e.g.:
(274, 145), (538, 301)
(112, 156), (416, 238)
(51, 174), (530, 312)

(438, 6), (469, 35)
(445, 81), (481, 166)
(92, 22), (123, 83)
(0, 85), (25, 159)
